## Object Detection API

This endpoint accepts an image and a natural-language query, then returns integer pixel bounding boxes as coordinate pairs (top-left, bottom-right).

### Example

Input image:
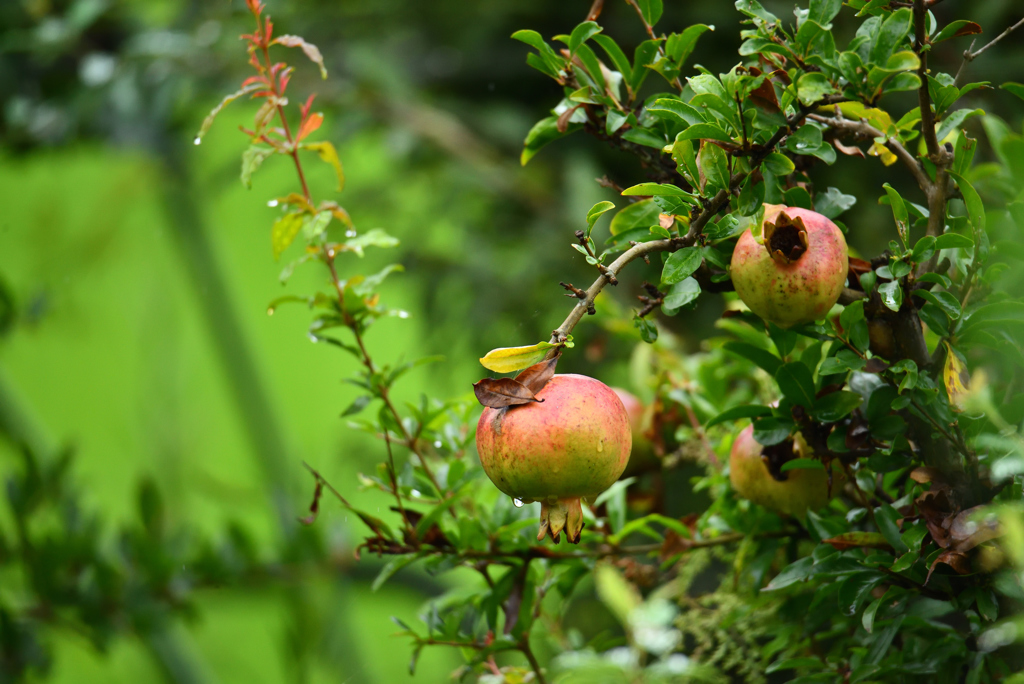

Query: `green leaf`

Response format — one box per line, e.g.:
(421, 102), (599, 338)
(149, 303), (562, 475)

(723, 341), (782, 375)
(767, 657), (825, 674)
(662, 278), (701, 314)
(875, 503), (909, 554)
(521, 116), (578, 165)
(763, 152), (795, 175)
(241, 145), (275, 189)
(301, 210), (332, 242)
(622, 183), (694, 198)
(882, 183), (909, 247)
(344, 228), (398, 256)
(775, 362), (816, 409)
(878, 280), (903, 312)
(869, 8), (912, 65)
(610, 199), (660, 235)
(699, 142), (730, 193)
(661, 247), (703, 285)
(796, 72), (837, 106)
(371, 554), (420, 592)
(674, 123), (734, 143)
(592, 35), (632, 84)
(764, 556), (814, 591)
(586, 201), (616, 236)
(815, 187), (856, 219)
(479, 341), (560, 373)
(271, 212), (306, 260)
(936, 108), (984, 144)
(706, 404), (772, 428)
(1002, 82), (1024, 103)
(648, 98), (705, 126)
(666, 23), (714, 66)
(949, 171), (986, 234)
(781, 458), (824, 472)
(808, 0), (842, 25)
(196, 84), (260, 142)
(634, 314), (658, 343)
(753, 417), (793, 446)
(932, 20), (983, 44)
(933, 232), (974, 250)
(912, 289), (961, 320)
(635, 0), (664, 27)
(631, 39), (662, 91)
(568, 21), (602, 56)
(812, 391), (863, 422)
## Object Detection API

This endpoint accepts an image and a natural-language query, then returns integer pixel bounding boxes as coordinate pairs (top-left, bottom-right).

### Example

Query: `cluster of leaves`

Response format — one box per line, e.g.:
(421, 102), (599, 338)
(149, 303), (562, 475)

(199, 1), (1024, 683)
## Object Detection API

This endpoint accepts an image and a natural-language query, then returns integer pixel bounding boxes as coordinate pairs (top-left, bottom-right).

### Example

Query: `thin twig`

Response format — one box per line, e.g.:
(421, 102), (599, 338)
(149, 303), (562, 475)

(954, 17), (1024, 84)
(808, 113), (930, 191)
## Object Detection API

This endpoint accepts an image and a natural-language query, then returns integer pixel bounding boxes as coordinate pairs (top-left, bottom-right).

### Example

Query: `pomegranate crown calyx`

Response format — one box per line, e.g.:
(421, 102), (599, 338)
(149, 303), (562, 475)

(762, 211), (809, 264)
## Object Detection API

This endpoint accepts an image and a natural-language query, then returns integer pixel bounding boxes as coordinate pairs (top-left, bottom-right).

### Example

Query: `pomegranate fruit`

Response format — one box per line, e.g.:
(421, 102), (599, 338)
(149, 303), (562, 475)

(612, 388), (658, 477)
(730, 205), (849, 328)
(729, 424), (840, 516)
(476, 374), (631, 543)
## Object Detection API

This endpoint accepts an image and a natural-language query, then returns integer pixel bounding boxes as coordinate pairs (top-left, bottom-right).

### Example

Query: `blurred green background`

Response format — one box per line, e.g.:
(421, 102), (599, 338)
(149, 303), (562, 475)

(1, 0), (1022, 682)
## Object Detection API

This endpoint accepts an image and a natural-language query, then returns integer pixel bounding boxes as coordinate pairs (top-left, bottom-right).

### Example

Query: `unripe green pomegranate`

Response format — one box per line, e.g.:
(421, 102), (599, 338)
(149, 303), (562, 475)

(731, 206), (849, 328)
(729, 424), (839, 516)
(476, 374), (632, 543)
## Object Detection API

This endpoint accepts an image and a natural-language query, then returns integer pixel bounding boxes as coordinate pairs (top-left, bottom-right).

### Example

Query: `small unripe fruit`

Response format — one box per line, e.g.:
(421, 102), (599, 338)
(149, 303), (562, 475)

(476, 374), (631, 543)
(731, 206), (849, 328)
(613, 388), (659, 477)
(729, 424), (839, 516)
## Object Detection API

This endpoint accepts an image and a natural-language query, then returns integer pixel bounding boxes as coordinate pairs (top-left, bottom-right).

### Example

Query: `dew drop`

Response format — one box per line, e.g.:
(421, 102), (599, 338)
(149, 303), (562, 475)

(345, 229), (357, 237)
(433, 440), (442, 448)
(267, 199), (279, 207)
(512, 498), (524, 508)
(411, 489), (421, 498)
(267, 307), (275, 316)
(193, 136), (201, 146)
(597, 439), (605, 452)
(308, 332), (319, 343)
(396, 310), (409, 319)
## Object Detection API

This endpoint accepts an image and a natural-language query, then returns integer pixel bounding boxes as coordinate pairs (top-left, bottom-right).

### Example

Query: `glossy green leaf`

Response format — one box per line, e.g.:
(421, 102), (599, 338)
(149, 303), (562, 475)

(775, 362), (816, 409)
(661, 247), (703, 284)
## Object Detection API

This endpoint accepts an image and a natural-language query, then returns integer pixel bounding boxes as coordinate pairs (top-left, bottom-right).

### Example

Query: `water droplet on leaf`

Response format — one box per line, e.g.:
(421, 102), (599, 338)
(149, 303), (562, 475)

(345, 229), (357, 237)
(267, 307), (275, 316)
(433, 440), (442, 448)
(267, 199), (279, 207)
(512, 498), (524, 508)
(193, 137), (201, 146)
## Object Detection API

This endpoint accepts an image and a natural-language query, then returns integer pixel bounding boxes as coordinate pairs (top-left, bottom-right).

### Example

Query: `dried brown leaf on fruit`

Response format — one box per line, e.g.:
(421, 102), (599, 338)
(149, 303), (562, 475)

(473, 378), (544, 408)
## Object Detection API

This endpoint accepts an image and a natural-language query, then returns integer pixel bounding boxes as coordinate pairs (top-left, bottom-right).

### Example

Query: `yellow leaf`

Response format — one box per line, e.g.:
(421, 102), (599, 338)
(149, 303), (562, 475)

(943, 342), (970, 411)
(868, 141), (897, 166)
(479, 341), (559, 373)
(835, 102), (895, 136)
(302, 141), (345, 192)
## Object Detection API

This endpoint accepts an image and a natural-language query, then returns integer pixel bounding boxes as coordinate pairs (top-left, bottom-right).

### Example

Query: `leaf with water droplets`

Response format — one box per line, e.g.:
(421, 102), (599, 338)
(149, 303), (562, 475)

(473, 378), (543, 408)
(195, 83), (260, 143)
(241, 145), (276, 189)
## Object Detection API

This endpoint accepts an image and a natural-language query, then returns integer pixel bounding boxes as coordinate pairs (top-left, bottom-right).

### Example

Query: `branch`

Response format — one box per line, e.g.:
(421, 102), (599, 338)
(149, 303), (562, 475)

(954, 17), (1024, 84)
(546, 113), (807, 350)
(808, 113), (930, 191)
(913, 0), (940, 161)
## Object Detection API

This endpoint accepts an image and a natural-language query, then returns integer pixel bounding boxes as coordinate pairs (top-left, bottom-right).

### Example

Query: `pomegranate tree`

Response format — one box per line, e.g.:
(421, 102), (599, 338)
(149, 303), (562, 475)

(729, 424), (838, 517)
(730, 206), (849, 328)
(476, 374), (631, 543)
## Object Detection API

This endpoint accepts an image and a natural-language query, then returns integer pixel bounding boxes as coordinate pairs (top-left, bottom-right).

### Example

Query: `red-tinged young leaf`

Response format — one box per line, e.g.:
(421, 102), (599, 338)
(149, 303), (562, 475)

(514, 352), (560, 394)
(834, 139), (866, 158)
(273, 35), (328, 79)
(823, 532), (893, 551)
(297, 112), (324, 141)
(473, 378), (544, 408)
(301, 93), (317, 120)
